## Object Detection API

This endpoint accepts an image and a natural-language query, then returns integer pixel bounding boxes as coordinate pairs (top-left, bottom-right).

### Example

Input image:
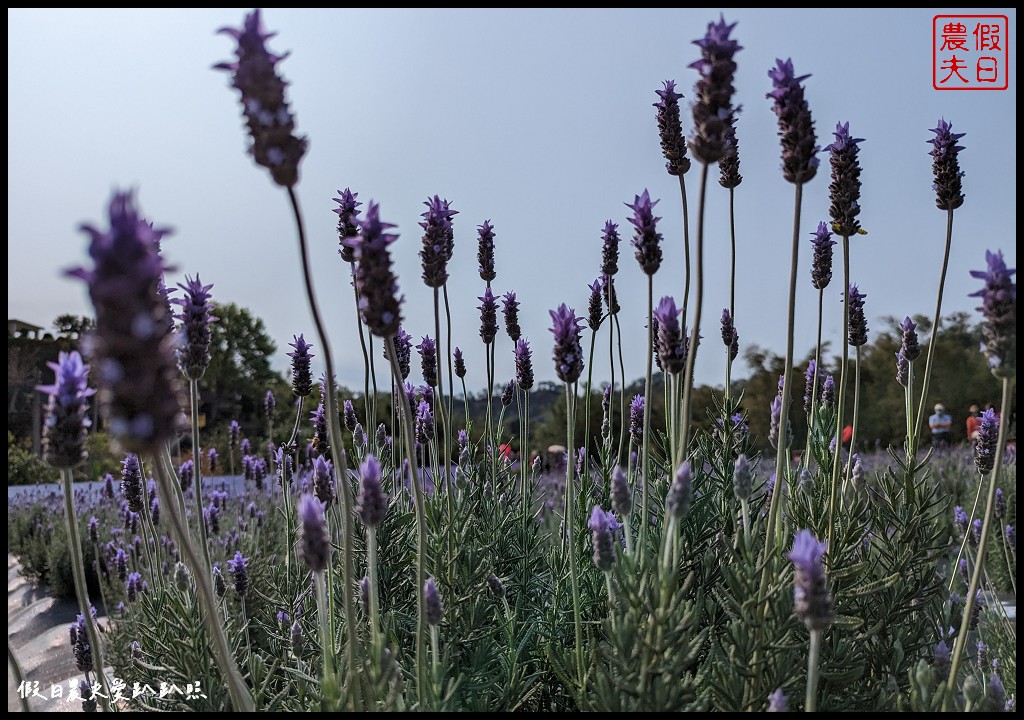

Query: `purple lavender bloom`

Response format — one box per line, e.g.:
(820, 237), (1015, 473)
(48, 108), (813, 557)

(87, 516), (99, 544)
(847, 284), (869, 347)
(215, 9), (307, 188)
(311, 455), (335, 507)
(589, 506), (616, 571)
(788, 529), (834, 630)
(650, 315), (663, 372)
(309, 403), (330, 459)
(719, 115), (742, 189)
(68, 191), (180, 451)
(205, 448), (218, 475)
(549, 304), (585, 384)
(601, 220), (621, 278)
(114, 548), (129, 582)
(733, 453), (752, 501)
(477, 220), (496, 283)
(502, 291), (522, 342)
(212, 563), (226, 597)
(424, 577), (444, 626)
(514, 338), (534, 391)
(895, 350), (909, 387)
(1007, 524), (1015, 553)
(417, 336), (438, 388)
(121, 454), (144, 514)
(264, 390), (276, 422)
(899, 316), (921, 361)
(205, 502), (220, 535)
(338, 399), (356, 432)
(933, 639), (950, 681)
(415, 399), (434, 444)
(626, 190), (663, 276)
(81, 679), (96, 712)
(953, 505), (968, 536)
(666, 462), (693, 518)
(601, 273), (621, 316)
(995, 487), (1006, 519)
(287, 334), (315, 397)
(720, 308), (739, 362)
(357, 454), (388, 528)
(688, 16), (742, 164)
(453, 346), (467, 379)
(653, 296), (686, 374)
(988, 673), (1006, 711)
(227, 550), (249, 597)
(611, 465), (632, 517)
(809, 221), (836, 291)
(826, 121), (865, 237)
(36, 351), (95, 468)
(629, 395), (645, 444)
(500, 379), (515, 408)
(333, 187), (363, 263)
(103, 473), (115, 499)
(385, 328), (412, 380)
(297, 494), (331, 573)
(587, 280), (604, 333)
(927, 118), (965, 211)
(229, 420), (240, 450)
(479, 287), (499, 345)
(72, 614), (92, 672)
(803, 360), (818, 413)
(821, 375), (836, 407)
(419, 195), (458, 288)
(969, 250), (1016, 377)
(173, 275), (216, 381)
(976, 640), (988, 669)
(344, 202), (404, 338)
(178, 459), (194, 493)
(654, 79), (690, 176)
(767, 58), (819, 184)
(768, 395), (792, 450)
(767, 689), (788, 712)
(126, 571), (143, 603)
(974, 408), (999, 475)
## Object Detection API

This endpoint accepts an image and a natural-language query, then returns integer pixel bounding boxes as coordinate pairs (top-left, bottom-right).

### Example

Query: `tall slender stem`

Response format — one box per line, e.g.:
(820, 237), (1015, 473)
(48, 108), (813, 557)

(677, 174), (692, 338)
(286, 187), (361, 709)
(639, 276), (655, 549)
(349, 263), (373, 433)
(944, 376), (1012, 705)
(563, 383), (585, 690)
(842, 346), (863, 491)
(368, 333), (379, 435)
(806, 629), (822, 712)
(189, 379), (213, 575)
(826, 235), (852, 550)
(60, 468), (112, 712)
(914, 208), (955, 445)
(804, 290), (825, 466)
(313, 569), (337, 710)
(434, 289), (454, 578)
(763, 182), (805, 565)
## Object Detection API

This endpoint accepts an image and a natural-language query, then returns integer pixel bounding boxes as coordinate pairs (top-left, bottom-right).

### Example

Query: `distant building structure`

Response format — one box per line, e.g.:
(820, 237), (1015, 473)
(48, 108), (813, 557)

(8, 318), (44, 340)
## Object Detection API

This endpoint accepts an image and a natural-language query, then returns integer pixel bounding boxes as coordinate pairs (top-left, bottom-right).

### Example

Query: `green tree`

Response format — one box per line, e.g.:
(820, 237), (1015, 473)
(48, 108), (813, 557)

(52, 313), (93, 339)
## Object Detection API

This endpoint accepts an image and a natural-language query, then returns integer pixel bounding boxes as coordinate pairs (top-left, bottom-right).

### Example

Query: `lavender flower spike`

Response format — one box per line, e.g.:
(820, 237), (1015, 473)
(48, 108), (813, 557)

(974, 408), (999, 475)
(549, 304), (585, 384)
(653, 296), (686, 374)
(969, 250), (1016, 377)
(121, 453), (144, 513)
(37, 351), (95, 468)
(847, 284), (869, 347)
(514, 338), (534, 391)
(626, 190), (663, 276)
(611, 465), (632, 516)
(601, 221), (621, 278)
(173, 275), (216, 381)
(629, 395), (645, 443)
(899, 316), (921, 361)
(501, 379), (516, 408)
(587, 280), (604, 333)
(477, 220), (496, 283)
(803, 359), (817, 413)
(654, 80), (691, 176)
(287, 334), (314, 397)
(419, 195), (457, 288)
(719, 115), (742, 189)
(895, 350), (909, 387)
(767, 58), (819, 184)
(345, 202), (404, 338)
(720, 308), (739, 362)
(478, 288), (499, 345)
(453, 346), (467, 379)
(502, 291), (522, 342)
(333, 187), (362, 263)
(227, 550), (249, 598)
(424, 577), (444, 626)
(789, 529), (834, 630)
(357, 454), (388, 527)
(809, 221), (836, 291)
(588, 506), (616, 571)
(767, 689), (788, 712)
(688, 16), (742, 164)
(265, 390), (276, 421)
(826, 122), (865, 237)
(67, 190), (180, 451)
(297, 493), (331, 573)
(417, 336), (438, 388)
(312, 455), (335, 507)
(215, 9), (307, 188)
(666, 462), (693, 518)
(928, 118), (966, 211)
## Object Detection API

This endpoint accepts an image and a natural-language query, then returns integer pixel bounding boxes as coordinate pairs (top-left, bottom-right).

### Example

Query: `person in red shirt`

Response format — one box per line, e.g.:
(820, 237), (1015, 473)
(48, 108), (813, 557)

(965, 404), (982, 445)
(841, 424), (853, 448)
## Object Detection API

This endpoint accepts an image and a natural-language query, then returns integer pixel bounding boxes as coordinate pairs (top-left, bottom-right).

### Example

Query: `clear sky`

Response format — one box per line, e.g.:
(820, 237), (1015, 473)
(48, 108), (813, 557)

(7, 8), (1017, 396)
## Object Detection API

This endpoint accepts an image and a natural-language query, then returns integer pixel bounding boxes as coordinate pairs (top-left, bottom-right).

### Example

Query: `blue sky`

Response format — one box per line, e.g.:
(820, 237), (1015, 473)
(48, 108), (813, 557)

(7, 8), (1017, 395)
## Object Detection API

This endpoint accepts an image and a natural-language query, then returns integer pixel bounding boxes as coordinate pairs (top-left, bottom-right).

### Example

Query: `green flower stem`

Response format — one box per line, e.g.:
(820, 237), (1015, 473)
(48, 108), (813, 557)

(60, 468), (112, 712)
(287, 186), (361, 710)
(677, 173), (692, 349)
(434, 288), (454, 577)
(639, 275), (655, 551)
(945, 376), (1013, 705)
(763, 181), (805, 558)
(368, 333), (379, 437)
(564, 382), (585, 691)
(914, 208), (955, 446)
(583, 323), (599, 467)
(804, 289), (825, 467)
(826, 234), (852, 551)
(678, 163), (710, 470)
(841, 346), (863, 494)
(189, 379), (213, 576)
(349, 262), (373, 436)
(367, 527), (381, 648)
(613, 310), (627, 466)
(806, 628), (822, 712)
(313, 568), (337, 710)
(155, 450), (253, 711)
(385, 337), (429, 700)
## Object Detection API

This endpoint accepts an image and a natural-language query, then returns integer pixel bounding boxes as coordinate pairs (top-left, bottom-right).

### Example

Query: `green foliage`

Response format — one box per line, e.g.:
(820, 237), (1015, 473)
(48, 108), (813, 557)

(7, 438), (58, 485)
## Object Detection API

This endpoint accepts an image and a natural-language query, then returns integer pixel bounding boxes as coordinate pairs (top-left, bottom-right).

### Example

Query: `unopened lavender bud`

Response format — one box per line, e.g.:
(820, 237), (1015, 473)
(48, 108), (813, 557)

(121, 454), (144, 514)
(477, 220), (496, 283)
(933, 639), (950, 681)
(514, 338), (534, 391)
(611, 466), (632, 516)
(417, 337), (438, 388)
(178, 459), (194, 493)
(974, 408), (999, 475)
(353, 422), (365, 448)
(847, 284), (869, 347)
(895, 350), (909, 387)
(453, 346), (466, 379)
(359, 576), (371, 614)
(502, 291), (522, 342)
(174, 562), (191, 591)
(666, 462), (693, 518)
(479, 288), (499, 345)
(589, 506), (616, 571)
(501, 379), (515, 408)
(733, 454), (752, 501)
(375, 423), (387, 448)
(788, 529), (834, 630)
(357, 454), (388, 527)
(629, 395), (645, 444)
(424, 577), (443, 626)
(549, 304), (585, 384)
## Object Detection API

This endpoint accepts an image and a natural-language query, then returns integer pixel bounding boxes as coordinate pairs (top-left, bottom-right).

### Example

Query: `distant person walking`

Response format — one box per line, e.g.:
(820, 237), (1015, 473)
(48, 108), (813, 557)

(929, 403), (953, 449)
(965, 404), (982, 446)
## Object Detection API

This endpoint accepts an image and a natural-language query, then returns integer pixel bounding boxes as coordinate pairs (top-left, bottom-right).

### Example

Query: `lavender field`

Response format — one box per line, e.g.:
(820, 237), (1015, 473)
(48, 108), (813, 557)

(7, 8), (1017, 713)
